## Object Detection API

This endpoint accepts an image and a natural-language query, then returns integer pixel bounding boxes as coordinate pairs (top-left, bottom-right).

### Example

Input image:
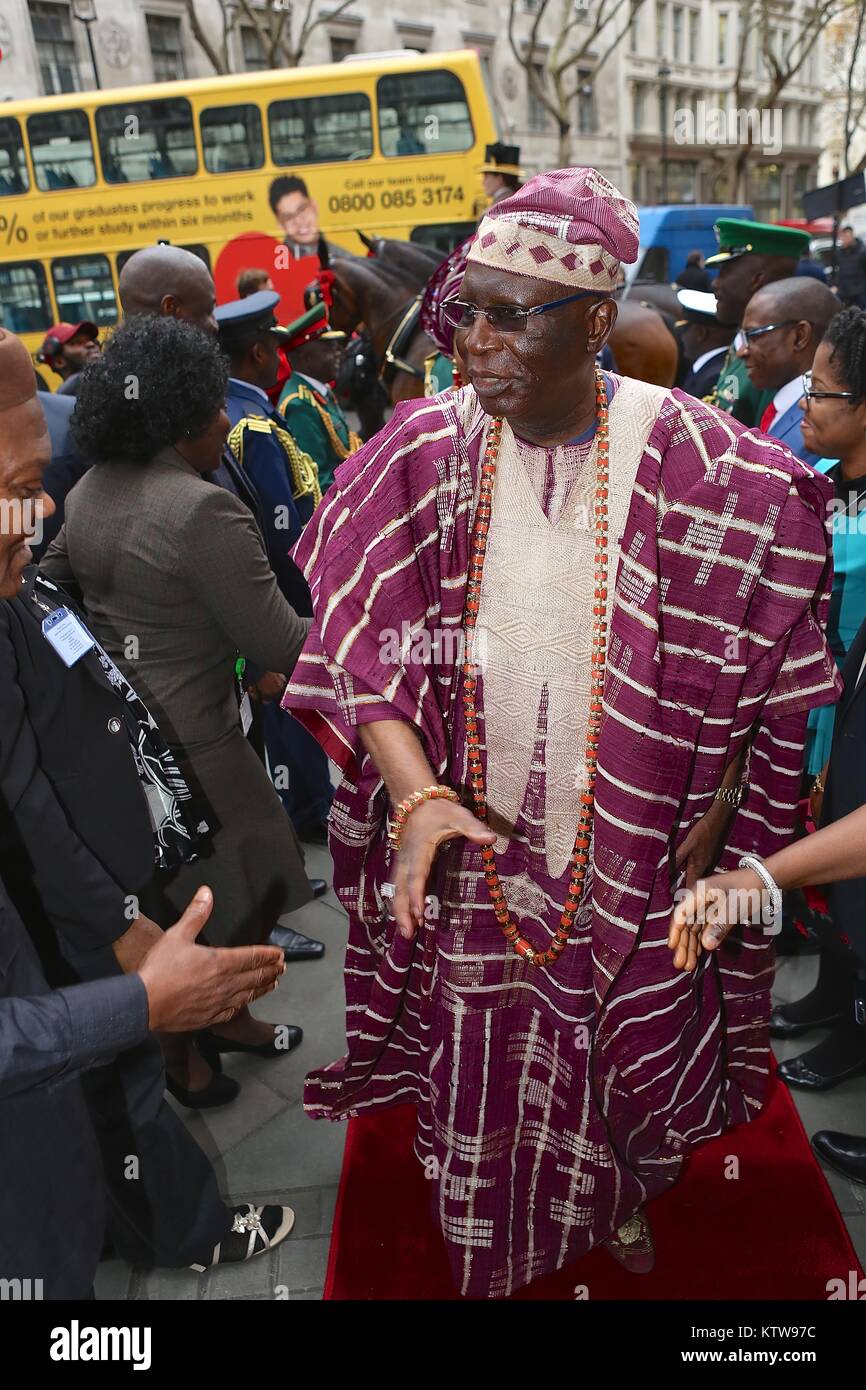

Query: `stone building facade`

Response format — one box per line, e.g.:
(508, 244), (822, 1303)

(0, 0), (827, 216)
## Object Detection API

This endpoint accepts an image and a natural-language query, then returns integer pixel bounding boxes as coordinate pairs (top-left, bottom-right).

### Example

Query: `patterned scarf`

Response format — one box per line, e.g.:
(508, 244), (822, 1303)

(30, 571), (210, 871)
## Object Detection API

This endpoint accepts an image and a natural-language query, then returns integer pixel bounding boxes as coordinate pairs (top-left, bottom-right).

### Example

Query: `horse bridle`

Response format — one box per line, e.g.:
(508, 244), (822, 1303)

(379, 294), (425, 383)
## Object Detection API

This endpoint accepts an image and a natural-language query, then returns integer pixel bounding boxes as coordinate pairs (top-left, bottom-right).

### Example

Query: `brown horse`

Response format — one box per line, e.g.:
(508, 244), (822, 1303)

(608, 297), (679, 387)
(325, 245), (439, 402)
(325, 247), (680, 403)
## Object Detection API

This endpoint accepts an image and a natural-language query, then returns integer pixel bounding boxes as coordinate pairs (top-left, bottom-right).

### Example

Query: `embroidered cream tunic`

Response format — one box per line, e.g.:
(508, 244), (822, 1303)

(472, 376), (668, 879)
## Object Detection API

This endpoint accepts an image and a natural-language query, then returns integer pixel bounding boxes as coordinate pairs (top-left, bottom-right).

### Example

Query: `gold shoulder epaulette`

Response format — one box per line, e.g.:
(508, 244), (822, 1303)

(227, 415), (322, 507)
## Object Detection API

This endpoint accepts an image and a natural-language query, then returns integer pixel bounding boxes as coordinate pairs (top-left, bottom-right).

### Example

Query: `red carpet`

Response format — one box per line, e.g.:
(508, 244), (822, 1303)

(323, 1070), (863, 1300)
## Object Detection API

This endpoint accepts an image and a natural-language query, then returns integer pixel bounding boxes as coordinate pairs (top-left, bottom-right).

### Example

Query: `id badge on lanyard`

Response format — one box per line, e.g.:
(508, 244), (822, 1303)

(235, 656), (253, 737)
(41, 606), (96, 667)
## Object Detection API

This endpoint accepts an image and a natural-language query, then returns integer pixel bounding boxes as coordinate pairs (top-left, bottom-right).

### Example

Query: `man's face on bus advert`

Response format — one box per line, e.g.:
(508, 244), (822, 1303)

(275, 190), (320, 246)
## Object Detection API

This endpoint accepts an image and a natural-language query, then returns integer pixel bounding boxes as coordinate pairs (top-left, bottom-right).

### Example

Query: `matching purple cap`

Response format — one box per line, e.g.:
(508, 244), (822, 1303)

(467, 167), (639, 290)
(420, 236), (473, 357)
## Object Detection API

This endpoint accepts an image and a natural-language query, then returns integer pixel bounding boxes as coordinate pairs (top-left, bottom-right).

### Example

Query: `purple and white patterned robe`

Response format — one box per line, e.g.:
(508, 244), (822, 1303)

(282, 378), (839, 1298)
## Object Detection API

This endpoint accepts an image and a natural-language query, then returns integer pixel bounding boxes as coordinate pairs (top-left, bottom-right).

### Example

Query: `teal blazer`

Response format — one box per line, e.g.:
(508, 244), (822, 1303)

(806, 456), (866, 773)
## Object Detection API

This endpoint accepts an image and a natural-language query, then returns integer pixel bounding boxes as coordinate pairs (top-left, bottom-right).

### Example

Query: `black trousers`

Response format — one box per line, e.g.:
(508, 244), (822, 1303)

(65, 943), (231, 1269)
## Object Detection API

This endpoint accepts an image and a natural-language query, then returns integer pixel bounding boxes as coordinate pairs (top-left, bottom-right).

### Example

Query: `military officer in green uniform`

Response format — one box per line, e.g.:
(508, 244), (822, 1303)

(705, 217), (811, 425)
(278, 304), (362, 495)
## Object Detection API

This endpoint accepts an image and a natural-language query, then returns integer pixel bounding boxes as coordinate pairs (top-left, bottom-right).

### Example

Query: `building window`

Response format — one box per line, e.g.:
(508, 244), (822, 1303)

(656, 2), (667, 58)
(633, 82), (646, 132)
(717, 12), (728, 66)
(240, 25), (268, 71)
(528, 62), (548, 131)
(576, 72), (595, 134)
(628, 159), (643, 202)
(688, 10), (699, 64)
(146, 13), (186, 83)
(665, 159), (698, 204)
(330, 35), (357, 62)
(794, 162), (816, 211)
(29, 0), (82, 95)
(672, 6), (683, 61)
(629, 15), (639, 52)
(749, 162), (781, 222)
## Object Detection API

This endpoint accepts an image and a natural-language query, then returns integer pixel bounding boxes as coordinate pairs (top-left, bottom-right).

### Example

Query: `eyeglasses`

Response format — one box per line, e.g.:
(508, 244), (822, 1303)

(801, 369), (857, 402)
(733, 320), (800, 352)
(279, 199), (314, 227)
(441, 289), (609, 334)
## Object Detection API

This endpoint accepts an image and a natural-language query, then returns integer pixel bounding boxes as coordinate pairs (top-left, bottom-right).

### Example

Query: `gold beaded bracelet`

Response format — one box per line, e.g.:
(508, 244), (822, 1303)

(387, 785), (460, 852)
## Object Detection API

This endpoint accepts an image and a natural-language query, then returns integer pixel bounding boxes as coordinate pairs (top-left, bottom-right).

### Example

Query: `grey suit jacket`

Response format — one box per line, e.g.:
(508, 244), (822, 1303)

(40, 446), (310, 753)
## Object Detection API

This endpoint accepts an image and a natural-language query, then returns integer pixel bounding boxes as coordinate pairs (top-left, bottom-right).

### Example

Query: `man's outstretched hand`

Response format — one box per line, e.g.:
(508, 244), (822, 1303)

(138, 887), (285, 1032)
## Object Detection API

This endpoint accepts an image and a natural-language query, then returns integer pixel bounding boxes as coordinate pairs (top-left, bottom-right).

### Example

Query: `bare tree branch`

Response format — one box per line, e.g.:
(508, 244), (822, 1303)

(183, 0), (228, 73)
(508, 0), (646, 162)
(288, 0), (357, 65)
(844, 0), (866, 173)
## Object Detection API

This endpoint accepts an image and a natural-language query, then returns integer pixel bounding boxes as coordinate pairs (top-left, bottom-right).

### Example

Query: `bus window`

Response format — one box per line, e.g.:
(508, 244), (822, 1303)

(201, 105), (264, 173)
(378, 71), (474, 157)
(0, 261), (52, 334)
(115, 248), (143, 276)
(411, 222), (478, 255)
(27, 110), (96, 191)
(269, 93), (372, 166)
(411, 222), (476, 255)
(181, 243), (211, 269)
(96, 99), (198, 183)
(0, 118), (29, 196)
(52, 254), (117, 327)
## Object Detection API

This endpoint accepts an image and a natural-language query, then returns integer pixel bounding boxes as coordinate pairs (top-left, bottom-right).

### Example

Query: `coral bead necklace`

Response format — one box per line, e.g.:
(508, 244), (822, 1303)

(461, 366), (610, 969)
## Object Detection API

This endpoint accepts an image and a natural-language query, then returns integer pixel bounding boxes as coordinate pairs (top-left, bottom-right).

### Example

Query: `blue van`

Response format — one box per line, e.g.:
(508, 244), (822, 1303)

(625, 204), (754, 287)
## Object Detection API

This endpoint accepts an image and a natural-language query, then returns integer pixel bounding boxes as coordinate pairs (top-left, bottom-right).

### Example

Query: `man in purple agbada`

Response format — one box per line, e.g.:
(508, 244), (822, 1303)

(282, 167), (840, 1299)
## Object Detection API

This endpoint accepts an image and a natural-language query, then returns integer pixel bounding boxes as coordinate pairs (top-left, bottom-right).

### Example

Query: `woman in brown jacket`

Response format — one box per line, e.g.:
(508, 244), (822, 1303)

(41, 315), (316, 1106)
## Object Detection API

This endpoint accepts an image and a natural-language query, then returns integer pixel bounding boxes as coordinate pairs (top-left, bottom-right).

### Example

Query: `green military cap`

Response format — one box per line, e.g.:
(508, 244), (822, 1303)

(705, 217), (811, 266)
(283, 302), (347, 351)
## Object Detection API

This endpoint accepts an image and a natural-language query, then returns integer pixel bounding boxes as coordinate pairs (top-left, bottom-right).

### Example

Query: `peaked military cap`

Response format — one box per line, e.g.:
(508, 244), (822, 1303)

(215, 289), (292, 342)
(705, 218), (811, 267)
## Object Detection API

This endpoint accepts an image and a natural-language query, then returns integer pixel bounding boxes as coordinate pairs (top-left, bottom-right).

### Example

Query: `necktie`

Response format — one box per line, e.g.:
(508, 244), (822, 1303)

(760, 403), (777, 433)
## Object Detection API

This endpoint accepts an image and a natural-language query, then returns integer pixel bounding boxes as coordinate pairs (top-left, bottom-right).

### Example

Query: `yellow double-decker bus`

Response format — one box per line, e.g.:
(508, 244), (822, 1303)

(0, 49), (496, 363)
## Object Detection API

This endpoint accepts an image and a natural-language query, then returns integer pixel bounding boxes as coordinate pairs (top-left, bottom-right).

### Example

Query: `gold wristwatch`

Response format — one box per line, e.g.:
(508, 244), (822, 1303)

(714, 783), (747, 809)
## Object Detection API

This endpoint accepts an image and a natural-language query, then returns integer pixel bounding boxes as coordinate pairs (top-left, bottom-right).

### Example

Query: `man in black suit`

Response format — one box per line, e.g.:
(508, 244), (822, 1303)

(33, 389), (89, 560)
(677, 288), (737, 401)
(0, 326), (291, 1292)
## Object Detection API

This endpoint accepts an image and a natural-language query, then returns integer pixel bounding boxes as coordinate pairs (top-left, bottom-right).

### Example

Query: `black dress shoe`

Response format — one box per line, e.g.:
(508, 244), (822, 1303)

(166, 1071), (240, 1109)
(812, 1130), (866, 1186)
(269, 923), (325, 959)
(198, 1025), (303, 1061)
(769, 1003), (842, 1039)
(310, 878), (328, 899)
(777, 1052), (866, 1092)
